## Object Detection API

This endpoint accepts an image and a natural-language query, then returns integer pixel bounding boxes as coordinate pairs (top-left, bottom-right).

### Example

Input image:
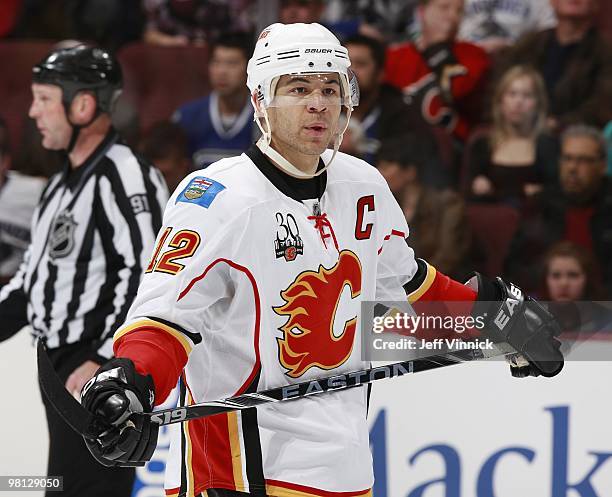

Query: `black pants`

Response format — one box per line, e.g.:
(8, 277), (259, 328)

(41, 343), (135, 497)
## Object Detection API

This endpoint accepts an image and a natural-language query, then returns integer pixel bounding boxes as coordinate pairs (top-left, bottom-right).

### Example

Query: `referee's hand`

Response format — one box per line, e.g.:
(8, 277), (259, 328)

(66, 360), (100, 399)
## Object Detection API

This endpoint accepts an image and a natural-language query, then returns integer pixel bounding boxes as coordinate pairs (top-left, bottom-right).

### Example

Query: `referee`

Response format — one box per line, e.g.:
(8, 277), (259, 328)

(0, 46), (168, 496)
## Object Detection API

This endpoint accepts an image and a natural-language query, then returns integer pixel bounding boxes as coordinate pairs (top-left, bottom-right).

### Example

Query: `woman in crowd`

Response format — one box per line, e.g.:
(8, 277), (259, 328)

(541, 241), (604, 302)
(540, 241), (608, 346)
(465, 65), (558, 207)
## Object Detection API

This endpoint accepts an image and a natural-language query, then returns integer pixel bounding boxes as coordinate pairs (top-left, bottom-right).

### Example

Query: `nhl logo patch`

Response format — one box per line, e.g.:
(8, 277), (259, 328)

(49, 211), (77, 259)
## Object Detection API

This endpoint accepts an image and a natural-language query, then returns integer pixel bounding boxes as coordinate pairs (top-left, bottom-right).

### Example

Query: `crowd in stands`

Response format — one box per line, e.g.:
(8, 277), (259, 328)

(1, 0), (612, 304)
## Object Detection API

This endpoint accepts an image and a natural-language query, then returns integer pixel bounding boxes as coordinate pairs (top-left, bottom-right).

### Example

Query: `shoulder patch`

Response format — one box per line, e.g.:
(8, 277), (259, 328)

(176, 176), (225, 208)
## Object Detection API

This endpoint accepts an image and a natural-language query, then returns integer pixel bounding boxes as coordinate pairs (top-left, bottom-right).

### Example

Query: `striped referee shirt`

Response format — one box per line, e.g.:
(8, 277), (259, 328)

(0, 128), (168, 360)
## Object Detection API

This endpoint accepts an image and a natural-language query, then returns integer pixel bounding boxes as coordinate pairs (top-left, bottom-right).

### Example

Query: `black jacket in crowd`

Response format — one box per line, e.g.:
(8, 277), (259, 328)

(506, 177), (612, 296)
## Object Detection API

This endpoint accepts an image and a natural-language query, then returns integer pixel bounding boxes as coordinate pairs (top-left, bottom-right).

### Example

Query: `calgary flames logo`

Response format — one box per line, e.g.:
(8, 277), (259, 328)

(274, 250), (362, 378)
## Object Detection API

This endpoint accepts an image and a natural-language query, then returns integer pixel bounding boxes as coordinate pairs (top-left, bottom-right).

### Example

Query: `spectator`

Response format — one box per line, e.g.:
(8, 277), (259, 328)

(465, 65), (559, 207)
(507, 124), (612, 295)
(143, 0), (254, 46)
(279, 0), (326, 24)
(11, 0), (143, 51)
(173, 32), (256, 168)
(140, 121), (192, 192)
(542, 241), (604, 301)
(377, 135), (471, 278)
(10, 0), (74, 40)
(0, 117), (47, 286)
(385, 0), (490, 142)
(540, 241), (609, 345)
(341, 34), (426, 166)
(496, 0), (612, 130)
(324, 0), (419, 42)
(458, 0), (556, 53)
(0, 0), (22, 37)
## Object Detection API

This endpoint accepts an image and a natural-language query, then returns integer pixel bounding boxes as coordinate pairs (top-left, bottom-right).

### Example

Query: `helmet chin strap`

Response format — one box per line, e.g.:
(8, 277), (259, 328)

(66, 125), (81, 155)
(255, 106), (352, 180)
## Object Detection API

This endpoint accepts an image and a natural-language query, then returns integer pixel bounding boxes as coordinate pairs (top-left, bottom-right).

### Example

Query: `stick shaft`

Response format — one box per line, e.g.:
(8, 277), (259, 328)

(149, 343), (515, 426)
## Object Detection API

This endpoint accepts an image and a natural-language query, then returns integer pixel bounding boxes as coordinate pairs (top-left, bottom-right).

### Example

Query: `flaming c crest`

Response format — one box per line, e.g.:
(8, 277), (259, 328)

(274, 250), (362, 378)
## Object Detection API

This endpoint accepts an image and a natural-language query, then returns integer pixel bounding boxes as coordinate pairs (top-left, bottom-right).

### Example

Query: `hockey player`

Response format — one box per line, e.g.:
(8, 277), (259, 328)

(80, 23), (563, 497)
(0, 46), (168, 496)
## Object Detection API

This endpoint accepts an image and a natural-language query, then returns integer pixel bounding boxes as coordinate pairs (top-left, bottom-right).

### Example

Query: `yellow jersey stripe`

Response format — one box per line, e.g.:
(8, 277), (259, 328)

(113, 318), (193, 355)
(407, 263), (437, 303)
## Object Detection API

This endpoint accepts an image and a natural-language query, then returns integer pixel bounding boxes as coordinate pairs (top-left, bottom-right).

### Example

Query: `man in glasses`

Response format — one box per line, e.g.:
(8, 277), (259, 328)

(508, 124), (612, 295)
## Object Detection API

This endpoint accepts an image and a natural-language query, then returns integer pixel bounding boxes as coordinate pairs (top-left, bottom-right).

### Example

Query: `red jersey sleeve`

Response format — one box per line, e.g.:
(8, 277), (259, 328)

(114, 327), (188, 406)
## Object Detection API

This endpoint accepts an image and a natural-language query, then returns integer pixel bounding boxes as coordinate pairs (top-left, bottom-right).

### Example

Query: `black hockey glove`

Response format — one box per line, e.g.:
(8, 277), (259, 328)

(468, 273), (564, 378)
(80, 358), (159, 467)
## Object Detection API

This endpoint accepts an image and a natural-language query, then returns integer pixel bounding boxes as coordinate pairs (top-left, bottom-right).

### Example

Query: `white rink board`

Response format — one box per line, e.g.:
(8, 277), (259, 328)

(0, 331), (47, 497)
(368, 359), (612, 497)
(2, 332), (612, 497)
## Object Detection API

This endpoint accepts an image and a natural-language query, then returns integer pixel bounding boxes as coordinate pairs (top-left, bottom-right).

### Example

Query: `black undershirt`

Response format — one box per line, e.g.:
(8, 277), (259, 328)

(245, 144), (327, 202)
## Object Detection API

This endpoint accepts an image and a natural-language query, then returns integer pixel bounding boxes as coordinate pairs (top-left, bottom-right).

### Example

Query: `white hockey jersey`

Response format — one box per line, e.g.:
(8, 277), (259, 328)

(115, 145), (419, 497)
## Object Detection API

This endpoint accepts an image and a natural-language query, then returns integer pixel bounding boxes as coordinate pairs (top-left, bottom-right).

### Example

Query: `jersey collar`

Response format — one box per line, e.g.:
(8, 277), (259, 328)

(245, 144), (327, 202)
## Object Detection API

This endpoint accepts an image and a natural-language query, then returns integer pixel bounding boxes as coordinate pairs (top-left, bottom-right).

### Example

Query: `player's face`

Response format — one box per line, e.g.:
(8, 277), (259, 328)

(421, 0), (465, 41)
(266, 73), (342, 158)
(209, 47), (248, 97)
(551, 0), (597, 19)
(546, 256), (587, 301)
(29, 83), (71, 151)
(345, 44), (381, 95)
(559, 136), (606, 198)
(500, 75), (538, 128)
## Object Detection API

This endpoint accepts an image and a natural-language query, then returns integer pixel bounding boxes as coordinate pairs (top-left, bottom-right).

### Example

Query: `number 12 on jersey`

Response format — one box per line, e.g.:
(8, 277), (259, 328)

(145, 227), (201, 275)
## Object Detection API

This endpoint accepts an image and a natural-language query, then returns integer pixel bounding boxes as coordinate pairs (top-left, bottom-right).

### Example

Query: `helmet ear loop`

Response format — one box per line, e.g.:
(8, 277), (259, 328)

(257, 109), (273, 154)
(252, 95), (272, 153)
(253, 78), (279, 153)
(334, 105), (353, 149)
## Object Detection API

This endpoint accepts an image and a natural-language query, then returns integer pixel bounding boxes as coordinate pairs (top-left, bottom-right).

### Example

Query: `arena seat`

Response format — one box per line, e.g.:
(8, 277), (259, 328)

(466, 203), (520, 276)
(0, 40), (55, 153)
(117, 42), (211, 135)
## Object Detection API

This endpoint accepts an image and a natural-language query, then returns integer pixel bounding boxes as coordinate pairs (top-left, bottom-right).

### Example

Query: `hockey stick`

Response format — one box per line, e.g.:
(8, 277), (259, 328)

(37, 338), (516, 433)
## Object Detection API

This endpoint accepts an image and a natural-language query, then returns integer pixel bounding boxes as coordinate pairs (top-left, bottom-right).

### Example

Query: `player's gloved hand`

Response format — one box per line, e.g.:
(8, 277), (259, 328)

(80, 357), (159, 467)
(467, 273), (564, 378)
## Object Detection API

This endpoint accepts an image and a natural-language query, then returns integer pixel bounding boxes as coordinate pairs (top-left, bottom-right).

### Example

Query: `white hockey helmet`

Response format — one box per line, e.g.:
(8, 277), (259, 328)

(246, 23), (359, 178)
(247, 22), (359, 111)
